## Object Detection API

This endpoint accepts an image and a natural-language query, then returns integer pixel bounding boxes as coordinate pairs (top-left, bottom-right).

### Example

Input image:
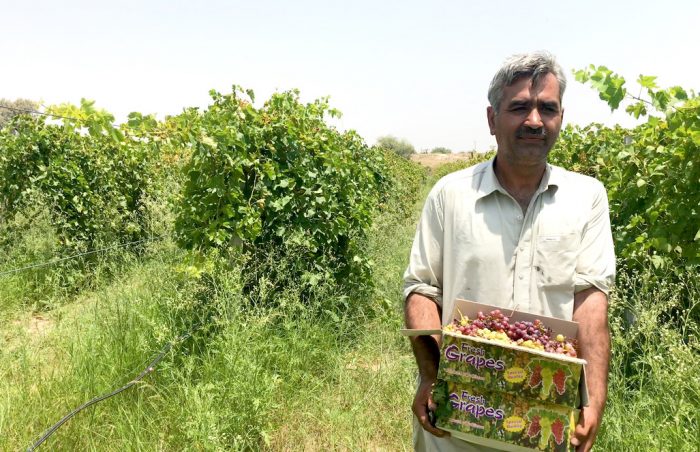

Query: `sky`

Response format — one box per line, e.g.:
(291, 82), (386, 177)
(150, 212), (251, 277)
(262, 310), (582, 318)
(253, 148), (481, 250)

(3, 0), (698, 152)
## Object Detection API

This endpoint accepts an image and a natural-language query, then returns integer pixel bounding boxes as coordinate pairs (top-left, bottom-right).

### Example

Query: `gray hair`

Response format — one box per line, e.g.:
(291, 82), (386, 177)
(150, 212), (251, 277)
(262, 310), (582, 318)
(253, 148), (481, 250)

(488, 51), (567, 113)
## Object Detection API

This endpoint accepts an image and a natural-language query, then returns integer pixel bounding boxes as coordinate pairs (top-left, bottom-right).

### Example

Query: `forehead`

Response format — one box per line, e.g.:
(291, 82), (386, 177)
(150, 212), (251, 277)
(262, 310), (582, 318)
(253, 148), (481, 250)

(503, 73), (561, 103)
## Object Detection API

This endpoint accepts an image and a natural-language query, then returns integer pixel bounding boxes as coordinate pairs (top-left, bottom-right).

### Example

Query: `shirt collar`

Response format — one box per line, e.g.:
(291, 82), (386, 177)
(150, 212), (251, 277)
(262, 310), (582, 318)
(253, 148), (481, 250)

(475, 158), (504, 199)
(477, 157), (561, 200)
(545, 163), (564, 191)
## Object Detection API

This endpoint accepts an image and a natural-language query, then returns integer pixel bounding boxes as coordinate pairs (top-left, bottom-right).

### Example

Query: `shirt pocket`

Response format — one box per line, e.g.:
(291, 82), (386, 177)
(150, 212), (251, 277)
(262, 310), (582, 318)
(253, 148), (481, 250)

(535, 233), (579, 289)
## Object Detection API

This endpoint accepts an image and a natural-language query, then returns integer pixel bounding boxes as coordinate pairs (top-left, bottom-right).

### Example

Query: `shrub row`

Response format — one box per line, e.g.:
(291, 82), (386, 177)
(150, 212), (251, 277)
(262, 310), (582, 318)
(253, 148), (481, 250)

(550, 67), (699, 268)
(172, 87), (388, 295)
(0, 110), (159, 252)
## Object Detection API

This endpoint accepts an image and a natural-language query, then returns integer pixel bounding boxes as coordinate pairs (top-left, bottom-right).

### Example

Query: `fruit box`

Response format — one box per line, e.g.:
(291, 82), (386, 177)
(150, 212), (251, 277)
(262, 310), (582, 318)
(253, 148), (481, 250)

(402, 299), (589, 451)
(432, 379), (578, 452)
(438, 331), (585, 407)
(402, 299), (588, 408)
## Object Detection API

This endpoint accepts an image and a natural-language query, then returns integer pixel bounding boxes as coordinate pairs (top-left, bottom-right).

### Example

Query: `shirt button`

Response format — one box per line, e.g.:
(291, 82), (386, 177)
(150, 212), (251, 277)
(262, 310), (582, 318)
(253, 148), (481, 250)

(519, 247), (524, 252)
(516, 215), (523, 221)
(519, 275), (524, 280)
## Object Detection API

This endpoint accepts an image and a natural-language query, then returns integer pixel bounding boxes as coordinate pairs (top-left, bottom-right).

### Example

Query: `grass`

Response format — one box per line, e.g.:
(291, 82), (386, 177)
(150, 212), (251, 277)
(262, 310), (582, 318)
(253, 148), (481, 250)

(597, 267), (700, 451)
(0, 171), (426, 450)
(1, 159), (699, 451)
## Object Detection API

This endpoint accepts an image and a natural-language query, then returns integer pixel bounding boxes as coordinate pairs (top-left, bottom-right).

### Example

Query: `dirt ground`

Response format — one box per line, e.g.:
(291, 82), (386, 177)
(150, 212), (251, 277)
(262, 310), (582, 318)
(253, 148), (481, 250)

(410, 152), (477, 169)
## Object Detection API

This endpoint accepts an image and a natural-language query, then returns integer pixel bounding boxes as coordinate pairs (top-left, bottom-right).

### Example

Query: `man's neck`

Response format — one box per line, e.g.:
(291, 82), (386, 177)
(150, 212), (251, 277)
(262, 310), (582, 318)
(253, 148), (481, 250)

(493, 156), (546, 212)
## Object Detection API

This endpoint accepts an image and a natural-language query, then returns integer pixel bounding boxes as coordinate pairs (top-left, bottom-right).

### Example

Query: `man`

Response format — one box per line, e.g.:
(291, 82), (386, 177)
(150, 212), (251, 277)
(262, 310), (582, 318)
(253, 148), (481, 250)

(403, 51), (615, 452)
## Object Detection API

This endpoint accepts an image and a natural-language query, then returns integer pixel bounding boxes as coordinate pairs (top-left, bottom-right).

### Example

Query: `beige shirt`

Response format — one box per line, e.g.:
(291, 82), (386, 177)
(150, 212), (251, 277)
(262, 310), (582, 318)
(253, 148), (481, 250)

(404, 158), (615, 451)
(404, 158), (615, 324)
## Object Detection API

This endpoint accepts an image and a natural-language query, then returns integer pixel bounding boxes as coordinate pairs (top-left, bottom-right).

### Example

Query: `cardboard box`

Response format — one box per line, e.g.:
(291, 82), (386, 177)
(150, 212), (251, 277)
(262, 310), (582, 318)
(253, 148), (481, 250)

(438, 331), (584, 407)
(402, 299), (588, 451)
(432, 379), (578, 452)
(438, 300), (587, 408)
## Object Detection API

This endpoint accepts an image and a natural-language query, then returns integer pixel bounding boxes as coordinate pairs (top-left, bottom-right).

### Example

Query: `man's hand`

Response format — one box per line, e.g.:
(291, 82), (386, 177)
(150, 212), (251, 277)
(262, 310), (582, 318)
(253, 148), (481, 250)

(412, 376), (450, 438)
(405, 293), (449, 437)
(571, 405), (602, 451)
(571, 287), (610, 452)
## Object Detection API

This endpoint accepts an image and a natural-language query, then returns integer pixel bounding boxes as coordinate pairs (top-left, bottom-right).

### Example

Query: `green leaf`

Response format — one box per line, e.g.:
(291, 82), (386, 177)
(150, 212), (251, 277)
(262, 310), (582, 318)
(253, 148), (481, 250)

(576, 65), (627, 111)
(650, 91), (670, 111)
(625, 102), (647, 119)
(650, 255), (666, 269)
(668, 86), (688, 101)
(245, 88), (256, 103)
(201, 135), (217, 149)
(573, 69), (590, 83)
(323, 309), (339, 322)
(637, 75), (658, 89)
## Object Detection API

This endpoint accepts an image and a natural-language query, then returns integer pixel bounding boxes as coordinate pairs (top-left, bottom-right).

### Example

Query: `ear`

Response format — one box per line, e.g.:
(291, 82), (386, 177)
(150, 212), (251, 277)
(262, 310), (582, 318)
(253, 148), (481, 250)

(487, 106), (496, 135)
(560, 107), (565, 123)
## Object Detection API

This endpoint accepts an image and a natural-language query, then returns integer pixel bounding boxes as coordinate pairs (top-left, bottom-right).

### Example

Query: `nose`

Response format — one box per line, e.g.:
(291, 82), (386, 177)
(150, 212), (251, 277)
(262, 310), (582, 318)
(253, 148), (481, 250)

(525, 108), (543, 129)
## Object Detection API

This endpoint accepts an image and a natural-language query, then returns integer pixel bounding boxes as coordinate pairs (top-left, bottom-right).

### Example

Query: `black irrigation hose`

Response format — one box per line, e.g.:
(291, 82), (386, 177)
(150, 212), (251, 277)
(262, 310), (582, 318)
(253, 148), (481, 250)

(0, 237), (160, 278)
(27, 324), (202, 451)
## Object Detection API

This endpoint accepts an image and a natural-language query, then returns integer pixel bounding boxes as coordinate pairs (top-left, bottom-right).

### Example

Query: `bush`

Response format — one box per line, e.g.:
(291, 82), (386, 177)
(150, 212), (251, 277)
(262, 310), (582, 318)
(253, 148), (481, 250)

(376, 148), (427, 222)
(0, 111), (159, 252)
(175, 87), (386, 298)
(551, 66), (700, 268)
(376, 135), (415, 158)
(430, 152), (495, 181)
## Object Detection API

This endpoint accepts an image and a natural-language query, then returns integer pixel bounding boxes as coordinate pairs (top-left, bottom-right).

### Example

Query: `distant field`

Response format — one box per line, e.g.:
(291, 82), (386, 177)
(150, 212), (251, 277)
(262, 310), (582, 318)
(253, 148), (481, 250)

(410, 152), (479, 169)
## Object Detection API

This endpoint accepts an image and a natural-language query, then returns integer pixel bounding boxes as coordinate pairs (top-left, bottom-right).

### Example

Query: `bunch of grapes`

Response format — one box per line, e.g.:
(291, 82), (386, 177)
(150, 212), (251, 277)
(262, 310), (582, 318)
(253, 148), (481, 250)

(552, 369), (567, 395)
(526, 415), (542, 438)
(445, 309), (578, 357)
(551, 418), (565, 445)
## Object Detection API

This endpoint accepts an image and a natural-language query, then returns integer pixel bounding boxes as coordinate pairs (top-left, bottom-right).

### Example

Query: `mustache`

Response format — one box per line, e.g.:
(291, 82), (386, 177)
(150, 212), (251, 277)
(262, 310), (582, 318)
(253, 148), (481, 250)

(516, 127), (546, 139)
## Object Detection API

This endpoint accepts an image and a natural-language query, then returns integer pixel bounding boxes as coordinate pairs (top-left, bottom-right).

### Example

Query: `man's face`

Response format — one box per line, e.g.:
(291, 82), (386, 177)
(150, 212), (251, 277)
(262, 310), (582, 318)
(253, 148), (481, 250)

(487, 72), (564, 168)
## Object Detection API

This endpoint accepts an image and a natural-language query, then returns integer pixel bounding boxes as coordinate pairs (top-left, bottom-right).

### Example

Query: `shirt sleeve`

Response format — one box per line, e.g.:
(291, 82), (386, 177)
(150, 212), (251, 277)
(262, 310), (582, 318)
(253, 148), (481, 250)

(403, 184), (445, 306)
(574, 181), (616, 295)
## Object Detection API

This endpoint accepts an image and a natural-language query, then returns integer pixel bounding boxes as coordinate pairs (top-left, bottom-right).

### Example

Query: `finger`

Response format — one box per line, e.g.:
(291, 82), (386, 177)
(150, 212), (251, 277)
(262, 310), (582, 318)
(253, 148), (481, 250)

(577, 432), (596, 452)
(414, 383), (450, 438)
(418, 413), (448, 437)
(571, 418), (592, 451)
(414, 403), (449, 438)
(576, 439), (593, 452)
(414, 404), (438, 431)
(571, 424), (586, 444)
(427, 394), (437, 413)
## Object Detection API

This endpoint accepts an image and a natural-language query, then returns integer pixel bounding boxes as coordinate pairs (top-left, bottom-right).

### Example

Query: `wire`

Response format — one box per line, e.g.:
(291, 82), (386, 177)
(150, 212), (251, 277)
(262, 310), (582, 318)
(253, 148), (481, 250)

(0, 236), (161, 278)
(0, 104), (82, 122)
(26, 323), (203, 451)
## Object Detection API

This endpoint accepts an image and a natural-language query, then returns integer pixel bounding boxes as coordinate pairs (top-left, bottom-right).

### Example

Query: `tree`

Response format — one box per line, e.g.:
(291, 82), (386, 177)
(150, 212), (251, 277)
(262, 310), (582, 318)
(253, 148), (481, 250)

(431, 147), (452, 154)
(0, 98), (40, 128)
(376, 135), (415, 158)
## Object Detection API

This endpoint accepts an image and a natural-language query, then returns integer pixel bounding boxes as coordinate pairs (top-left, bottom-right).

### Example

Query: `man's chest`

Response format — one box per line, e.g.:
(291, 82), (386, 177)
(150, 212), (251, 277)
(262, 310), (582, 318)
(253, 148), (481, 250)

(445, 189), (586, 247)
